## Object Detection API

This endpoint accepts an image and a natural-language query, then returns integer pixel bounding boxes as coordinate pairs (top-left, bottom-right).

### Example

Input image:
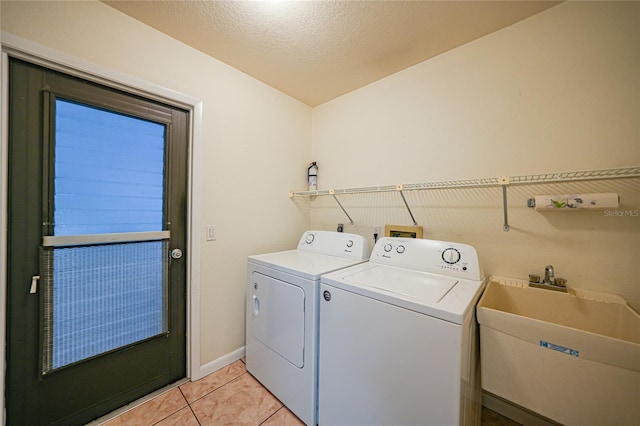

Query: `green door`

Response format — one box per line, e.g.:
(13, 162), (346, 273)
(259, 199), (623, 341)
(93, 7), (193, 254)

(5, 58), (188, 425)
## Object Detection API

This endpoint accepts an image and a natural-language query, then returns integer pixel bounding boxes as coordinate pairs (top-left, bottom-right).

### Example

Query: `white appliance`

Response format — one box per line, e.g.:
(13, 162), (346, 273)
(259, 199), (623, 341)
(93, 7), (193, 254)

(318, 237), (485, 426)
(246, 230), (370, 426)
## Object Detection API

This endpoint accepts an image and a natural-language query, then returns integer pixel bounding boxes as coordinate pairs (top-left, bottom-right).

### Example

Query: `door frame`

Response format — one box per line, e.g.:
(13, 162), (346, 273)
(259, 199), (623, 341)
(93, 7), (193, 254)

(0, 32), (204, 420)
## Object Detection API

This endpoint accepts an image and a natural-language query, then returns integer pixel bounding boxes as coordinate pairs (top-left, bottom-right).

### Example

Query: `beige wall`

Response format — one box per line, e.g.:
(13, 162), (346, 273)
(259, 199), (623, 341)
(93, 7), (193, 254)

(311, 1), (640, 309)
(1, 0), (312, 366)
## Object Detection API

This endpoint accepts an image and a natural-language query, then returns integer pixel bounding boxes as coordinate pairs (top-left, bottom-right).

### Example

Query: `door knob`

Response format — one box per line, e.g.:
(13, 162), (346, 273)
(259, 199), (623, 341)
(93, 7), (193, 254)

(171, 248), (183, 259)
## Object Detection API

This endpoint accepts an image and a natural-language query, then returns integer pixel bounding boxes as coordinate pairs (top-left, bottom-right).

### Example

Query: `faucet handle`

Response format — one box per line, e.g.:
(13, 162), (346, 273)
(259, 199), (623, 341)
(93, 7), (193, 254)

(544, 265), (555, 284)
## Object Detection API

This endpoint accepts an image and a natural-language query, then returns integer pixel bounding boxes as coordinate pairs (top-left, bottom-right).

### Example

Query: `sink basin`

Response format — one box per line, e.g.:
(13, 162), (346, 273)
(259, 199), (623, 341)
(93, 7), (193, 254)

(476, 276), (640, 426)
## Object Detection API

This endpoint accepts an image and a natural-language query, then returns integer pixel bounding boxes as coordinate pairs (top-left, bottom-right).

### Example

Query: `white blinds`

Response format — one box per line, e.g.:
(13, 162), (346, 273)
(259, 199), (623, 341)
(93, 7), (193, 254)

(42, 241), (168, 373)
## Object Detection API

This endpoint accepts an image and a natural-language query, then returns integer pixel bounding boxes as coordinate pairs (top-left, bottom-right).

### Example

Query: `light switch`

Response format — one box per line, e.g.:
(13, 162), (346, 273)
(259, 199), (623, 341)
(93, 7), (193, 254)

(206, 225), (216, 241)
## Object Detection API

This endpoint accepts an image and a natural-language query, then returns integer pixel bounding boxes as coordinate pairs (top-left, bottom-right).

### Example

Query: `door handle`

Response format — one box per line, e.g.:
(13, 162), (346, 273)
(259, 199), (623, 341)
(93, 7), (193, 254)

(252, 294), (260, 316)
(30, 275), (40, 294)
(171, 248), (183, 259)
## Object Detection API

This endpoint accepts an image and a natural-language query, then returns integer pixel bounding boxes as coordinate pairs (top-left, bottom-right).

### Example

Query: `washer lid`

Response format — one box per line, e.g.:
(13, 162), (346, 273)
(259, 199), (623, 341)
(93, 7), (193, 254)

(322, 263), (485, 324)
(249, 250), (368, 281)
(344, 266), (458, 304)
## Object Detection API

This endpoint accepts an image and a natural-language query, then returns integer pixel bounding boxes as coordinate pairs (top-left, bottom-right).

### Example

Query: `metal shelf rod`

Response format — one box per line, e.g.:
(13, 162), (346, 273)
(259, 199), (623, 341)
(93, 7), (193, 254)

(331, 193), (354, 225)
(397, 185), (418, 226)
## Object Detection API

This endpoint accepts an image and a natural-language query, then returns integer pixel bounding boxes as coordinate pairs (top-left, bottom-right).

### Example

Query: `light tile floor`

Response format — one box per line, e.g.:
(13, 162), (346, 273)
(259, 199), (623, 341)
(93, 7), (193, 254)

(101, 358), (520, 425)
(102, 359), (303, 426)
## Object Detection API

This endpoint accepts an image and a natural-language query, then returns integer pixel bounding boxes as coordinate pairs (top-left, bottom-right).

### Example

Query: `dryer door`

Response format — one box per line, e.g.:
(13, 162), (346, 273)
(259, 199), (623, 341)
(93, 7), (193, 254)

(250, 272), (305, 368)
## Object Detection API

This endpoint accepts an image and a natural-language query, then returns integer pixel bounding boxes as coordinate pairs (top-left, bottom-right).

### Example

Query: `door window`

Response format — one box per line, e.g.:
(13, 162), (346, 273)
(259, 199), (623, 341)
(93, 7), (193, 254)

(41, 99), (169, 373)
(42, 241), (168, 372)
(53, 99), (165, 235)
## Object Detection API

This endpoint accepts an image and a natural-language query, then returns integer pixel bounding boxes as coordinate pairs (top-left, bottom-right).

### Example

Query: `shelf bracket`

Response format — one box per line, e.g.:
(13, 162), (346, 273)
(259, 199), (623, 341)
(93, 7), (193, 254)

(397, 185), (418, 226)
(499, 176), (510, 232)
(330, 190), (355, 225)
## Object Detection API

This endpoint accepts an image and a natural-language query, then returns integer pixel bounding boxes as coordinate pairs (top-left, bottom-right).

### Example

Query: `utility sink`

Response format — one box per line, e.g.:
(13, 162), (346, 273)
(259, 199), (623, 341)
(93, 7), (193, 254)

(476, 276), (640, 426)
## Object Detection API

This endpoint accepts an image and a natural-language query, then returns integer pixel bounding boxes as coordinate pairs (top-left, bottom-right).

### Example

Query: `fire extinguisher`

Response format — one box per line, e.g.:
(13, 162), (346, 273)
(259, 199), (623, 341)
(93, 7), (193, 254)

(308, 162), (318, 191)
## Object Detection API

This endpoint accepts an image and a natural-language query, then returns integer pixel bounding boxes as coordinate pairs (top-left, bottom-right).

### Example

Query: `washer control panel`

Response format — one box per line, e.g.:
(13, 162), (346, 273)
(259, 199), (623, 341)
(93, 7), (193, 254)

(371, 237), (482, 280)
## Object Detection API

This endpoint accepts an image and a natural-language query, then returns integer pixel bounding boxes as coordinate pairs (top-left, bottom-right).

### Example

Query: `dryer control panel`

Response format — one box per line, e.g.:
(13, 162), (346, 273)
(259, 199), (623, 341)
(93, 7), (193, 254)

(297, 230), (370, 261)
(371, 237), (483, 280)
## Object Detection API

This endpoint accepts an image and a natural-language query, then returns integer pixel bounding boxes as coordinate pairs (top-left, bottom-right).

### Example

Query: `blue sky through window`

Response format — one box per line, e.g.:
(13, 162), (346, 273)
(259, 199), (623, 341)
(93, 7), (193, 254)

(54, 99), (165, 235)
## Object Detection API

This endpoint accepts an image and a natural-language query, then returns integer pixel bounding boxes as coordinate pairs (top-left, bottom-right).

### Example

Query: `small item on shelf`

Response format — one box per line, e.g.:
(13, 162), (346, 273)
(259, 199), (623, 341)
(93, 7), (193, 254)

(528, 193), (619, 210)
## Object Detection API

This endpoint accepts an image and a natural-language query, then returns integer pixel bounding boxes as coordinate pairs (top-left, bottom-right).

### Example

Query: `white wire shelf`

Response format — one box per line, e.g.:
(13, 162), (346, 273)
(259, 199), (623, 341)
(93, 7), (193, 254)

(289, 166), (640, 232)
(289, 166), (640, 198)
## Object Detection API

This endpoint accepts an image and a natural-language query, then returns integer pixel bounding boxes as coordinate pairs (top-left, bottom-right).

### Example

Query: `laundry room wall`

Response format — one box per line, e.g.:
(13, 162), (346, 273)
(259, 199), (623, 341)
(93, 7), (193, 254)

(1, 0), (311, 371)
(309, 1), (640, 309)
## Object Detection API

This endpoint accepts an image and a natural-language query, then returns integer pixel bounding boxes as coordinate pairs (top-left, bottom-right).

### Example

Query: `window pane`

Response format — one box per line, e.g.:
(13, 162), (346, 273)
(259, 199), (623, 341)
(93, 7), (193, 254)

(42, 241), (168, 373)
(54, 99), (165, 235)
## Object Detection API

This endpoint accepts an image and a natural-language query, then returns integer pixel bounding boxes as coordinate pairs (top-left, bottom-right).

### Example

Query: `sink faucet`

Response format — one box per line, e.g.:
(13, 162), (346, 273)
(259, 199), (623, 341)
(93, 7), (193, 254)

(543, 265), (555, 285)
(529, 265), (567, 292)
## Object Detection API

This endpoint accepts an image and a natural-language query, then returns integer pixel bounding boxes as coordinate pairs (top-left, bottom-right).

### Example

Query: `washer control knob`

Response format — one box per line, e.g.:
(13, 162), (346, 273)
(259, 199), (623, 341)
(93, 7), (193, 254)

(442, 248), (461, 264)
(384, 244), (393, 252)
(396, 245), (405, 254)
(305, 234), (315, 244)
(346, 240), (354, 248)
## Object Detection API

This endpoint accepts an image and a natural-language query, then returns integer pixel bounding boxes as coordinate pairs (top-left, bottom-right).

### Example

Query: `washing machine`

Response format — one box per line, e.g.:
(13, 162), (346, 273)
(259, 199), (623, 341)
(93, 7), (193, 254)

(246, 230), (370, 426)
(318, 237), (485, 426)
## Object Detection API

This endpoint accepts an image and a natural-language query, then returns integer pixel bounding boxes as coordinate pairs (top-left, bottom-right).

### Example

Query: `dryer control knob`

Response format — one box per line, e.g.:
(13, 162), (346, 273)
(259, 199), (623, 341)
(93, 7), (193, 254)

(396, 245), (405, 254)
(346, 240), (354, 248)
(384, 244), (392, 252)
(305, 234), (315, 244)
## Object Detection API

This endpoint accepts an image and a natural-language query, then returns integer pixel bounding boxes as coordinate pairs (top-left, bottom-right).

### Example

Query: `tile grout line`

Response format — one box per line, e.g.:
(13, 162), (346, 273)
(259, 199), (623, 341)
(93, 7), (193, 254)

(184, 367), (277, 426)
(258, 406), (286, 426)
(150, 388), (190, 426)
(239, 357), (292, 426)
(185, 369), (249, 405)
(181, 386), (203, 426)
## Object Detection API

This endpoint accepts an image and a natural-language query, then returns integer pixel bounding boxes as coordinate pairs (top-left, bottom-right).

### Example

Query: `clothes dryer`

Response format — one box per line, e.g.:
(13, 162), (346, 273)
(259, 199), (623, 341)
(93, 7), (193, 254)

(246, 230), (370, 426)
(318, 237), (485, 426)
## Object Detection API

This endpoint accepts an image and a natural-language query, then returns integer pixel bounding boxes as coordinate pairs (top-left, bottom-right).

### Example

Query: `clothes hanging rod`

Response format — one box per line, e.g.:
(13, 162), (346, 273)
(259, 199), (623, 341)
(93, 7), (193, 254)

(289, 166), (640, 198)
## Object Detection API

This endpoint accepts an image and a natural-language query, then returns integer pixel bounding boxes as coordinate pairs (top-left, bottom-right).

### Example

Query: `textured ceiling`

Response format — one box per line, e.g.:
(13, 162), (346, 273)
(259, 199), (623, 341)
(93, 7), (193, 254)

(103, 0), (561, 106)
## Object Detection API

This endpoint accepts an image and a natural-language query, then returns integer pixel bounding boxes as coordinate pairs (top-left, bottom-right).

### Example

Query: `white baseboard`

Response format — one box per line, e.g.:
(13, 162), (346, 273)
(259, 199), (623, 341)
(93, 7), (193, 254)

(193, 346), (246, 381)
